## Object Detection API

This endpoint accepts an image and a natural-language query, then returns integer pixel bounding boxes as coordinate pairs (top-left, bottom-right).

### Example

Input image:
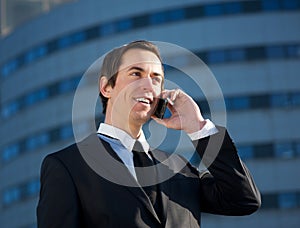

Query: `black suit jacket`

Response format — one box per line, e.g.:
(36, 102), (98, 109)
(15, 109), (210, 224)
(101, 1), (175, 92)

(37, 127), (261, 227)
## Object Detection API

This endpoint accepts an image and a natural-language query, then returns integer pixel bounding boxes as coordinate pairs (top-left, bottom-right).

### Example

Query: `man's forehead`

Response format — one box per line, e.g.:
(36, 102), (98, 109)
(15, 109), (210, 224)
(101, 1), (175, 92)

(119, 49), (163, 70)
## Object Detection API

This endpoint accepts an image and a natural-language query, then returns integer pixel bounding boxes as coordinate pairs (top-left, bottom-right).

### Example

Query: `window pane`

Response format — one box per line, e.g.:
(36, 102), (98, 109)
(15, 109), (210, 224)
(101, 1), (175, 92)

(226, 97), (250, 110)
(60, 125), (73, 140)
(278, 193), (297, 209)
(224, 2), (242, 14)
(26, 180), (40, 196)
(207, 50), (226, 64)
(58, 36), (72, 49)
(247, 47), (265, 60)
(261, 193), (278, 209)
(168, 9), (185, 21)
(150, 12), (167, 25)
(185, 5), (204, 19)
(71, 31), (86, 44)
(228, 48), (246, 61)
(254, 144), (273, 158)
(117, 19), (133, 31)
(271, 94), (290, 107)
(275, 143), (294, 159)
(204, 4), (223, 16)
(286, 45), (300, 57)
(2, 144), (20, 162)
(266, 46), (285, 59)
(238, 146), (254, 160)
(282, 0), (300, 9)
(262, 0), (280, 11)
(250, 94), (270, 109)
(26, 133), (49, 151)
(100, 23), (117, 36)
(291, 92), (300, 106)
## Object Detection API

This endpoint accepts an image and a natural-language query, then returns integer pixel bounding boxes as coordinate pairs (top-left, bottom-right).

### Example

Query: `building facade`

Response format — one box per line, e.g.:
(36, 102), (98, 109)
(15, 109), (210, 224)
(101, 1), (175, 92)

(0, 0), (300, 227)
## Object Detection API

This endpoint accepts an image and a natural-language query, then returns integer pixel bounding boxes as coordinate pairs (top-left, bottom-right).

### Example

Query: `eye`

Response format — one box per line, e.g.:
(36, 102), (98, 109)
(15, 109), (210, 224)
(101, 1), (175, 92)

(152, 76), (162, 84)
(130, 71), (141, 77)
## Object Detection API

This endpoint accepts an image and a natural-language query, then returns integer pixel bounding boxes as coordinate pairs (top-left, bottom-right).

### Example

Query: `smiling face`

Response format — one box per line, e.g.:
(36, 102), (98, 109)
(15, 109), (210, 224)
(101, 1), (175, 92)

(100, 48), (164, 137)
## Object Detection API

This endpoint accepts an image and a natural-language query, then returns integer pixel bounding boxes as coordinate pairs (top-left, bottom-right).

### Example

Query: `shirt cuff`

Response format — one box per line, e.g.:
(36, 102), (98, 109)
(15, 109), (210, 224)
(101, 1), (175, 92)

(187, 119), (219, 141)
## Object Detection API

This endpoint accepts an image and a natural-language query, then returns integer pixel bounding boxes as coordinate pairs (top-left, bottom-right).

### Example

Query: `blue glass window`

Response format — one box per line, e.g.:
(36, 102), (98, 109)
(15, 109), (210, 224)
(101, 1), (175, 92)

(168, 9), (185, 21)
(71, 31), (86, 44)
(228, 48), (246, 61)
(278, 193), (298, 209)
(117, 19), (133, 31)
(255, 144), (273, 158)
(58, 77), (80, 93)
(60, 125), (73, 140)
(3, 59), (19, 76)
(24, 88), (49, 106)
(26, 180), (40, 196)
(286, 45), (300, 58)
(262, 0), (281, 11)
(2, 143), (20, 163)
(224, 2), (242, 14)
(185, 5), (203, 19)
(291, 92), (300, 106)
(239, 146), (254, 160)
(261, 193), (278, 209)
(207, 50), (226, 64)
(58, 36), (72, 49)
(25, 133), (50, 151)
(150, 12), (167, 25)
(2, 101), (19, 118)
(247, 47), (265, 60)
(271, 94), (290, 107)
(250, 94), (270, 108)
(282, 0), (300, 9)
(266, 46), (285, 59)
(203, 4), (223, 16)
(226, 96), (250, 110)
(295, 143), (300, 156)
(100, 22), (117, 36)
(3, 187), (21, 206)
(275, 143), (294, 158)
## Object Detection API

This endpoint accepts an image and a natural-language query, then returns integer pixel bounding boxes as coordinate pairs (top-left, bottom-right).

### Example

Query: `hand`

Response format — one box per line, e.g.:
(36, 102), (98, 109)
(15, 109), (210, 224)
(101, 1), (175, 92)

(152, 89), (206, 134)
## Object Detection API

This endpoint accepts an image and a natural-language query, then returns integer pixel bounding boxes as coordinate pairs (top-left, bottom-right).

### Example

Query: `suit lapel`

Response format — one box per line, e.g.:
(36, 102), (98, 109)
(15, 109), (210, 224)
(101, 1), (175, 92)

(77, 134), (161, 224)
(151, 150), (173, 223)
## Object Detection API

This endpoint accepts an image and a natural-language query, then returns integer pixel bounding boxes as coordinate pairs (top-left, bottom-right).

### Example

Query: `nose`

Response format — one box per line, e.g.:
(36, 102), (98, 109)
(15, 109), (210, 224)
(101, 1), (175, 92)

(140, 77), (154, 92)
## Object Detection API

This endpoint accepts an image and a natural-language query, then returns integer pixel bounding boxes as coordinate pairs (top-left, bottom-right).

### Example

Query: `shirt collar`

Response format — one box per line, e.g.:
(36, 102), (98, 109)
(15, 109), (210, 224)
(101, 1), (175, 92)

(97, 123), (150, 153)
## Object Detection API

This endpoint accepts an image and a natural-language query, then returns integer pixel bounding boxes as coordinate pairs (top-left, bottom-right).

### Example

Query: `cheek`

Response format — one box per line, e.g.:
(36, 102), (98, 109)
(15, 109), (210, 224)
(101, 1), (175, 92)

(153, 85), (162, 97)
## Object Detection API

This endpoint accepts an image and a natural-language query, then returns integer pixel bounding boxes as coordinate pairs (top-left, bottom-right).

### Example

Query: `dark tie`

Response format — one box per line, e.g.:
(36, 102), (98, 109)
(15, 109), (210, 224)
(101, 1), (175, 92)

(132, 141), (165, 223)
(132, 142), (157, 205)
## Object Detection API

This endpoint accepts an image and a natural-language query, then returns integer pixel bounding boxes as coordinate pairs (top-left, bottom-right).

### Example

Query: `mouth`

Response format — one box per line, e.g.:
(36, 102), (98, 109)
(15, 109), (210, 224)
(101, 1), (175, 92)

(135, 97), (153, 105)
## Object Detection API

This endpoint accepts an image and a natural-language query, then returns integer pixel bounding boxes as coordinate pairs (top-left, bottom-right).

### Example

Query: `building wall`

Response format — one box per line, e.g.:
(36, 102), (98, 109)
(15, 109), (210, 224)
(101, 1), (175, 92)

(0, 0), (299, 227)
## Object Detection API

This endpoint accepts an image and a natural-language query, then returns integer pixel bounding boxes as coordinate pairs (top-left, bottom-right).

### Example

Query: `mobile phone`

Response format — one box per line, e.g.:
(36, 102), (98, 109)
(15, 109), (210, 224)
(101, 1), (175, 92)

(154, 98), (168, 119)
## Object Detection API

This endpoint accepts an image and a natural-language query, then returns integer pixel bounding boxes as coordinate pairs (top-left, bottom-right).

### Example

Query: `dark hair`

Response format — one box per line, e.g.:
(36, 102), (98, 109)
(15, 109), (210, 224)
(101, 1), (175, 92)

(99, 40), (163, 114)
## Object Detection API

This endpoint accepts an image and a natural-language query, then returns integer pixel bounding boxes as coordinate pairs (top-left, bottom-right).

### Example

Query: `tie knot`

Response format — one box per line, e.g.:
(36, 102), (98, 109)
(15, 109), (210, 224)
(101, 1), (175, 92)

(133, 140), (145, 152)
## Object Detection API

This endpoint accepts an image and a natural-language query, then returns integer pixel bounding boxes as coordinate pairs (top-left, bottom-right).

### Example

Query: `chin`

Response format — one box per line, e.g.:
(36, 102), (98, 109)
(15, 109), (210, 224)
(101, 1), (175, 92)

(132, 111), (152, 124)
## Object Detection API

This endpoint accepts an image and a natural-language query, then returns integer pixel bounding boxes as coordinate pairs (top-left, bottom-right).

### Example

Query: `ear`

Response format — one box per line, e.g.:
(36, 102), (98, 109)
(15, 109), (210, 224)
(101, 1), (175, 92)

(99, 76), (112, 98)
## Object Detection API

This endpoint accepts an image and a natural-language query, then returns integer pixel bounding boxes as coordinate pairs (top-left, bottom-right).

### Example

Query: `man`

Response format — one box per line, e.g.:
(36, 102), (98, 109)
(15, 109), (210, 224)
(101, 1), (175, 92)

(37, 40), (261, 227)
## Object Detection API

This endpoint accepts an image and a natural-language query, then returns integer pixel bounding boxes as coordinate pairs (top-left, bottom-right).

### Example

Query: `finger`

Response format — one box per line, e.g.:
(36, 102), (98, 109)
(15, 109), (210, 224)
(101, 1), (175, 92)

(151, 116), (168, 127)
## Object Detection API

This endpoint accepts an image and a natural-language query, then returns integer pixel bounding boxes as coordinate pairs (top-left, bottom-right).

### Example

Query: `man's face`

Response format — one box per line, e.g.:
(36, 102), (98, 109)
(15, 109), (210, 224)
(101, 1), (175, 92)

(107, 48), (164, 126)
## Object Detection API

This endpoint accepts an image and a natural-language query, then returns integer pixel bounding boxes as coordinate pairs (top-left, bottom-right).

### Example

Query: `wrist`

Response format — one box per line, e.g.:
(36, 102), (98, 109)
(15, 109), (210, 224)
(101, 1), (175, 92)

(185, 119), (207, 134)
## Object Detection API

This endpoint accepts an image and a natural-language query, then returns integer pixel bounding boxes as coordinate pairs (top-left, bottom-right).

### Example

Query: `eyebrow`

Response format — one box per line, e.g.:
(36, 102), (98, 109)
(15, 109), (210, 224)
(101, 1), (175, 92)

(127, 66), (163, 77)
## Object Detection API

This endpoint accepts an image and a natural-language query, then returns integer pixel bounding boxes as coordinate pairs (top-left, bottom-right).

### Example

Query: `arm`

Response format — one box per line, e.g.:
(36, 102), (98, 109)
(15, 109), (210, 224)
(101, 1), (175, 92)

(194, 126), (261, 215)
(153, 89), (261, 215)
(37, 154), (81, 228)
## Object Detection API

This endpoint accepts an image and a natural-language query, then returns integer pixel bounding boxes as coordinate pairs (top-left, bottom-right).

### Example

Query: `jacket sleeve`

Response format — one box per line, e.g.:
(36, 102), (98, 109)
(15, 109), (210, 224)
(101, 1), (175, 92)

(36, 154), (81, 228)
(193, 126), (261, 215)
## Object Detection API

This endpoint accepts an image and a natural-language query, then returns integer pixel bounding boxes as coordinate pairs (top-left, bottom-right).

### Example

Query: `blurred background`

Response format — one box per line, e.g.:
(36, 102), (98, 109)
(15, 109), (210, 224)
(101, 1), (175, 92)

(0, 0), (300, 227)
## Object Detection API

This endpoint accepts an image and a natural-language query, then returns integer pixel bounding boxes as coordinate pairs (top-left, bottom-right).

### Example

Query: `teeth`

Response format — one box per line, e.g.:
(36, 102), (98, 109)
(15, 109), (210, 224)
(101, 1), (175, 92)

(136, 98), (150, 104)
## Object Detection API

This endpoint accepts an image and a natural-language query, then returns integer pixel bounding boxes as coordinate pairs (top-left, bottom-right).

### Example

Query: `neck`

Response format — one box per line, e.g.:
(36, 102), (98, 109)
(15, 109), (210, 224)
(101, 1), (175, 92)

(104, 115), (142, 139)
